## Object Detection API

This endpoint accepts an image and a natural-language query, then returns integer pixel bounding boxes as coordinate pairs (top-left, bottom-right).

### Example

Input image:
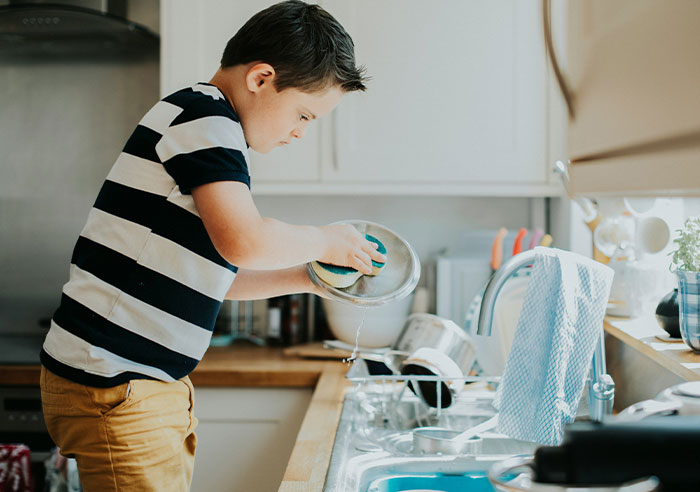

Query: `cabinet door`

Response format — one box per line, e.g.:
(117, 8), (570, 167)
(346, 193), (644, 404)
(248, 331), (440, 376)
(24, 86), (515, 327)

(566, 0), (700, 161)
(321, 0), (549, 186)
(190, 387), (312, 492)
(160, 0), (321, 183)
(564, 0), (700, 196)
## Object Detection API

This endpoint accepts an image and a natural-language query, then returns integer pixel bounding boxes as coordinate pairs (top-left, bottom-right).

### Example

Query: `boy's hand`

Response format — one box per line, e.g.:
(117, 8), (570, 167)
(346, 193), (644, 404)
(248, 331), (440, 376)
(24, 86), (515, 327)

(319, 224), (387, 275)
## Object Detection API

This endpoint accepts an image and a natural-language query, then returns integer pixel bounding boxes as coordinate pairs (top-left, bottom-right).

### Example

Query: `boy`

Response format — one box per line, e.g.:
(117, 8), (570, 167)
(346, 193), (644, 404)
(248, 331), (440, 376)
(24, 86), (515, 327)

(39, 1), (385, 490)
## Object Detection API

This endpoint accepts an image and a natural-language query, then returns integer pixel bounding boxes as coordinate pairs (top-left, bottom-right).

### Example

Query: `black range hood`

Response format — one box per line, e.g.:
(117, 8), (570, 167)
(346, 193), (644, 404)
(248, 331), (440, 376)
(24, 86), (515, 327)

(0, 0), (158, 59)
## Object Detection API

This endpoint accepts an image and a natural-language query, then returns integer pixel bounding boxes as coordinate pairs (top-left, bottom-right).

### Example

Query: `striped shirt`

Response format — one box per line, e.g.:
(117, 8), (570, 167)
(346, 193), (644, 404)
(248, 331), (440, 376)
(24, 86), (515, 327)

(40, 83), (249, 387)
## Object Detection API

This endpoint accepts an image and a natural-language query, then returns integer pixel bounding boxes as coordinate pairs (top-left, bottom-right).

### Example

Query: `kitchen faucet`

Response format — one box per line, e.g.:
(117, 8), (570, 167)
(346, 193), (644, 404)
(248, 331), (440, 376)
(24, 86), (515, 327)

(476, 249), (615, 422)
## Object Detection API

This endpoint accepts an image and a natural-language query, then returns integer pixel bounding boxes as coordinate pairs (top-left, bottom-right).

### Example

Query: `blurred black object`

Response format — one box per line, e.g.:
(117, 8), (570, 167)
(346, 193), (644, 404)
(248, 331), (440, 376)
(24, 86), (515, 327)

(401, 363), (453, 409)
(656, 289), (680, 339)
(364, 359), (393, 375)
(533, 417), (700, 491)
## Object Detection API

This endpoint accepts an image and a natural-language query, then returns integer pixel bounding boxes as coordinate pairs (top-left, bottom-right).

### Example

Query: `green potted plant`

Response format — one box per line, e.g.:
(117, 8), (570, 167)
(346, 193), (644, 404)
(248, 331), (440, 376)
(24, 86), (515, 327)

(670, 216), (700, 352)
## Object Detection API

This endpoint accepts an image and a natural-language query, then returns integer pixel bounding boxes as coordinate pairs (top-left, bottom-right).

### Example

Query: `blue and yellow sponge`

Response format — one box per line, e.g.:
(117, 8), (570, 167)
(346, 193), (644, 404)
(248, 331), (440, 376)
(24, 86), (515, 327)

(311, 261), (362, 288)
(365, 234), (387, 276)
(312, 234), (387, 288)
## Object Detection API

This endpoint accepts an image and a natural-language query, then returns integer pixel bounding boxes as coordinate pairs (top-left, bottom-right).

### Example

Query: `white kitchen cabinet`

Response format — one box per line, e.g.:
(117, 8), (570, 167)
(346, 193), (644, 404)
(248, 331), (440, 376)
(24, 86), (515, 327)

(190, 387), (312, 492)
(559, 0), (700, 196)
(161, 0), (561, 196)
(321, 0), (554, 192)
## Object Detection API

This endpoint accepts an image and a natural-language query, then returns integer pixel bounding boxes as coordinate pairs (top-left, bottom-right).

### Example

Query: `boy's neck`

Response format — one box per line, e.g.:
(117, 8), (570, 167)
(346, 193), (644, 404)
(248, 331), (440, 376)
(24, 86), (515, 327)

(209, 66), (245, 115)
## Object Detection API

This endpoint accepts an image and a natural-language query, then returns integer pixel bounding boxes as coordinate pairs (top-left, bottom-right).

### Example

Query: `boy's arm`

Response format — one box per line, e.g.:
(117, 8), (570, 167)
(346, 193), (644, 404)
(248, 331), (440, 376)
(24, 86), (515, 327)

(224, 265), (328, 301)
(192, 180), (385, 272)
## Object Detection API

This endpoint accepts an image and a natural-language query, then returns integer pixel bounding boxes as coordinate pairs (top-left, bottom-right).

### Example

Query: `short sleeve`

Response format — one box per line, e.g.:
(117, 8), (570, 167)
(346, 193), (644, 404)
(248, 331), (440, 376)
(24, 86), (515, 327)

(155, 100), (250, 194)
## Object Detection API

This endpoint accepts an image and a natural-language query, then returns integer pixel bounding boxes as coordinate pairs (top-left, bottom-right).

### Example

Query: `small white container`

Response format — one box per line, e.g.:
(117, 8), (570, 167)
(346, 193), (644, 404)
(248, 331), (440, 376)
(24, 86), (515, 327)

(322, 294), (414, 348)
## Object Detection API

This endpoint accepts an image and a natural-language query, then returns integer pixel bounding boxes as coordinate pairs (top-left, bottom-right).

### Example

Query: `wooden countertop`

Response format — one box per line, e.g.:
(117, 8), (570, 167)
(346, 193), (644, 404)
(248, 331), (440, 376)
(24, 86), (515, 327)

(0, 344), (345, 387)
(0, 343), (349, 492)
(604, 315), (700, 382)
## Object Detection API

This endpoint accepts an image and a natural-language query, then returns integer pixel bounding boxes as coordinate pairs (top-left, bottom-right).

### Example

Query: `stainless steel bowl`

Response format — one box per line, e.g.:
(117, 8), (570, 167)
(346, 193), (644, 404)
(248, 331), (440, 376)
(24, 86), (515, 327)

(394, 313), (476, 373)
(412, 415), (498, 455)
(412, 427), (483, 455)
(395, 313), (477, 408)
(306, 220), (420, 307)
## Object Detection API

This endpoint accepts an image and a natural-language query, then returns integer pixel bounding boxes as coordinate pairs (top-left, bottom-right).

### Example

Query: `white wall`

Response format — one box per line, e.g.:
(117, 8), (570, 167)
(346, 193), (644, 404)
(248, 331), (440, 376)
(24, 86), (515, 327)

(0, 1), (160, 333)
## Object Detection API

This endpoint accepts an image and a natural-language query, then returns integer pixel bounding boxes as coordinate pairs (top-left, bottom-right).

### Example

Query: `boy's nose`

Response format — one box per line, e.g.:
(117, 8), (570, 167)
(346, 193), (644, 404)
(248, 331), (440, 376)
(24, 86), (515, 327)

(291, 127), (306, 139)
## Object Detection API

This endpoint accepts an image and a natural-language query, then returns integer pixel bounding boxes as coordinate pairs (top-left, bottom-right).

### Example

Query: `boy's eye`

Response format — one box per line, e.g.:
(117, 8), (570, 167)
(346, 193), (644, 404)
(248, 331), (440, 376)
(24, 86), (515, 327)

(300, 114), (310, 121)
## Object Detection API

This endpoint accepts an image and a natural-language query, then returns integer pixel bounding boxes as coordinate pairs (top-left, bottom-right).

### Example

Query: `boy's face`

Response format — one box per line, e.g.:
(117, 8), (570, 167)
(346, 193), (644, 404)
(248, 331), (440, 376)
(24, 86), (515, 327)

(242, 69), (343, 154)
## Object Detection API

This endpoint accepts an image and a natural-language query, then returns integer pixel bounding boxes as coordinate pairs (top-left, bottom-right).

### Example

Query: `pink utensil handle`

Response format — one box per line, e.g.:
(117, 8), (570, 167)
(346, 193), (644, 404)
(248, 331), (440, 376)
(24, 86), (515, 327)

(528, 228), (544, 250)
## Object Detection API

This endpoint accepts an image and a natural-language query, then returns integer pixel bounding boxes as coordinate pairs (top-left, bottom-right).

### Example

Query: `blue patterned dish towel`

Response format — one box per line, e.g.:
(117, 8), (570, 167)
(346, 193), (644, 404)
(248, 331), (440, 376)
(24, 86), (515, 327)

(494, 247), (614, 445)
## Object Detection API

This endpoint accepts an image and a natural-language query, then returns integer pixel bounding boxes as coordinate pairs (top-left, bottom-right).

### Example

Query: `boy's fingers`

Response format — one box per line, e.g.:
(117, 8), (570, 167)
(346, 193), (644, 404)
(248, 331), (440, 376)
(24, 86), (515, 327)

(353, 253), (373, 275)
(370, 249), (387, 264)
(364, 241), (386, 264)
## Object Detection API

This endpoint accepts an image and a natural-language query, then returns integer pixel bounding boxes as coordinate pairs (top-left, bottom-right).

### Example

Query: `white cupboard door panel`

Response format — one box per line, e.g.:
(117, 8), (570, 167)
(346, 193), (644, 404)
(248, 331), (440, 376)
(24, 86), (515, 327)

(161, 0), (321, 182)
(322, 0), (548, 184)
(189, 387), (312, 492)
(192, 422), (286, 492)
(567, 0), (700, 161)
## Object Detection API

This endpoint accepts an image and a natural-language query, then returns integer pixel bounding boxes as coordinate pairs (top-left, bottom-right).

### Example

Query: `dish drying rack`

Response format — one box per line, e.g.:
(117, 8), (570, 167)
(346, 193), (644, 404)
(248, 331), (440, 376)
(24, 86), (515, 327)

(344, 359), (502, 454)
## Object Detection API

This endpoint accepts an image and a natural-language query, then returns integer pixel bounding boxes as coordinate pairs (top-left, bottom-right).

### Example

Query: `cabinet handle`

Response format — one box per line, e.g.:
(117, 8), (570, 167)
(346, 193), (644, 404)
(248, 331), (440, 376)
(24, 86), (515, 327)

(543, 0), (575, 119)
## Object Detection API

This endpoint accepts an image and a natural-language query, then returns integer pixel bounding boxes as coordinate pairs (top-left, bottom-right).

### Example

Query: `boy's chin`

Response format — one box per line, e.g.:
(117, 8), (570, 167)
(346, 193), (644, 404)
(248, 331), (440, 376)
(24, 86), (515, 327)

(249, 142), (275, 154)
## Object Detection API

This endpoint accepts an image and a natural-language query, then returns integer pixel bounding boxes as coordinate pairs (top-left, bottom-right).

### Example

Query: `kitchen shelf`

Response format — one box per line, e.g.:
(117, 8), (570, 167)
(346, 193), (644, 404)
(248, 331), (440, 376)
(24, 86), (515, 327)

(604, 316), (700, 383)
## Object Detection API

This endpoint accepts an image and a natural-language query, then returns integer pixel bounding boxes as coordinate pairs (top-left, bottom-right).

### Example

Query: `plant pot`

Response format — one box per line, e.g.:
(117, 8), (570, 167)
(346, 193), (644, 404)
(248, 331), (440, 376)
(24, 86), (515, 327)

(676, 271), (700, 352)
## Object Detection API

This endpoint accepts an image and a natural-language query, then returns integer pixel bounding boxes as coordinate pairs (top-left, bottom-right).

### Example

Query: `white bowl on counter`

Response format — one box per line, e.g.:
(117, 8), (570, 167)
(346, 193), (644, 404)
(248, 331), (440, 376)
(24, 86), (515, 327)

(322, 294), (414, 348)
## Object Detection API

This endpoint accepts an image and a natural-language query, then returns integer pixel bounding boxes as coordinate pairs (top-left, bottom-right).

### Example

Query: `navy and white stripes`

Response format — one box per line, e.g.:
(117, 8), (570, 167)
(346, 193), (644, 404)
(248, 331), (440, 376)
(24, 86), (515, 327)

(41, 83), (249, 387)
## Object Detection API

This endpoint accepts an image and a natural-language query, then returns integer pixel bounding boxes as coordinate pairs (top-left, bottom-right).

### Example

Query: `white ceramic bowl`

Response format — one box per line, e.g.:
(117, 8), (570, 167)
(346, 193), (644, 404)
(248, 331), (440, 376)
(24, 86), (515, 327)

(322, 294), (414, 348)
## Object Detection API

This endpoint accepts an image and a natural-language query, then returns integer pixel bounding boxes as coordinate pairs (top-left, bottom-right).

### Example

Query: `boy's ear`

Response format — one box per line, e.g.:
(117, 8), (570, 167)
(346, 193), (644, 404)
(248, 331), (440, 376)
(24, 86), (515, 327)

(246, 63), (276, 93)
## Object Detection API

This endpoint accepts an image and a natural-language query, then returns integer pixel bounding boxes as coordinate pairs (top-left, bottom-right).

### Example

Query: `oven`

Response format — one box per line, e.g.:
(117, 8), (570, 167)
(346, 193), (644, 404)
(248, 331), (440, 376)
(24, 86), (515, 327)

(0, 333), (54, 491)
(0, 386), (55, 490)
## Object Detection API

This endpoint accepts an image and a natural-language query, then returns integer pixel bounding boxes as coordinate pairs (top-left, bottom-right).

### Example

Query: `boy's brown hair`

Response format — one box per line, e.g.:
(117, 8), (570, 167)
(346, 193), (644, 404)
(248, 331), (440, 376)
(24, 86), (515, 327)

(220, 0), (367, 93)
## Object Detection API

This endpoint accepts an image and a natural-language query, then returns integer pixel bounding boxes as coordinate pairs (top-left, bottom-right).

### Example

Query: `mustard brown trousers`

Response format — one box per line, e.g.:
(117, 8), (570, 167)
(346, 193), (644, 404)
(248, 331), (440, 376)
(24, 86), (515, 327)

(40, 366), (198, 492)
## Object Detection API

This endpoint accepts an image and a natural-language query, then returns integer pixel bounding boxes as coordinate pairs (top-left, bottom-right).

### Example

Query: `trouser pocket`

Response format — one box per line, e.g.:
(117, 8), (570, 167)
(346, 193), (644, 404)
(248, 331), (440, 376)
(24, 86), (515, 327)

(179, 376), (198, 433)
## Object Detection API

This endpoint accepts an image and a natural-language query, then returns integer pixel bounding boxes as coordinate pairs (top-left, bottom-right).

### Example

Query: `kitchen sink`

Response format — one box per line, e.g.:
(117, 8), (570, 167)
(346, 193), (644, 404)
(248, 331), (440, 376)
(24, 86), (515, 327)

(366, 471), (499, 492)
(331, 439), (536, 492)
(324, 366), (538, 492)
